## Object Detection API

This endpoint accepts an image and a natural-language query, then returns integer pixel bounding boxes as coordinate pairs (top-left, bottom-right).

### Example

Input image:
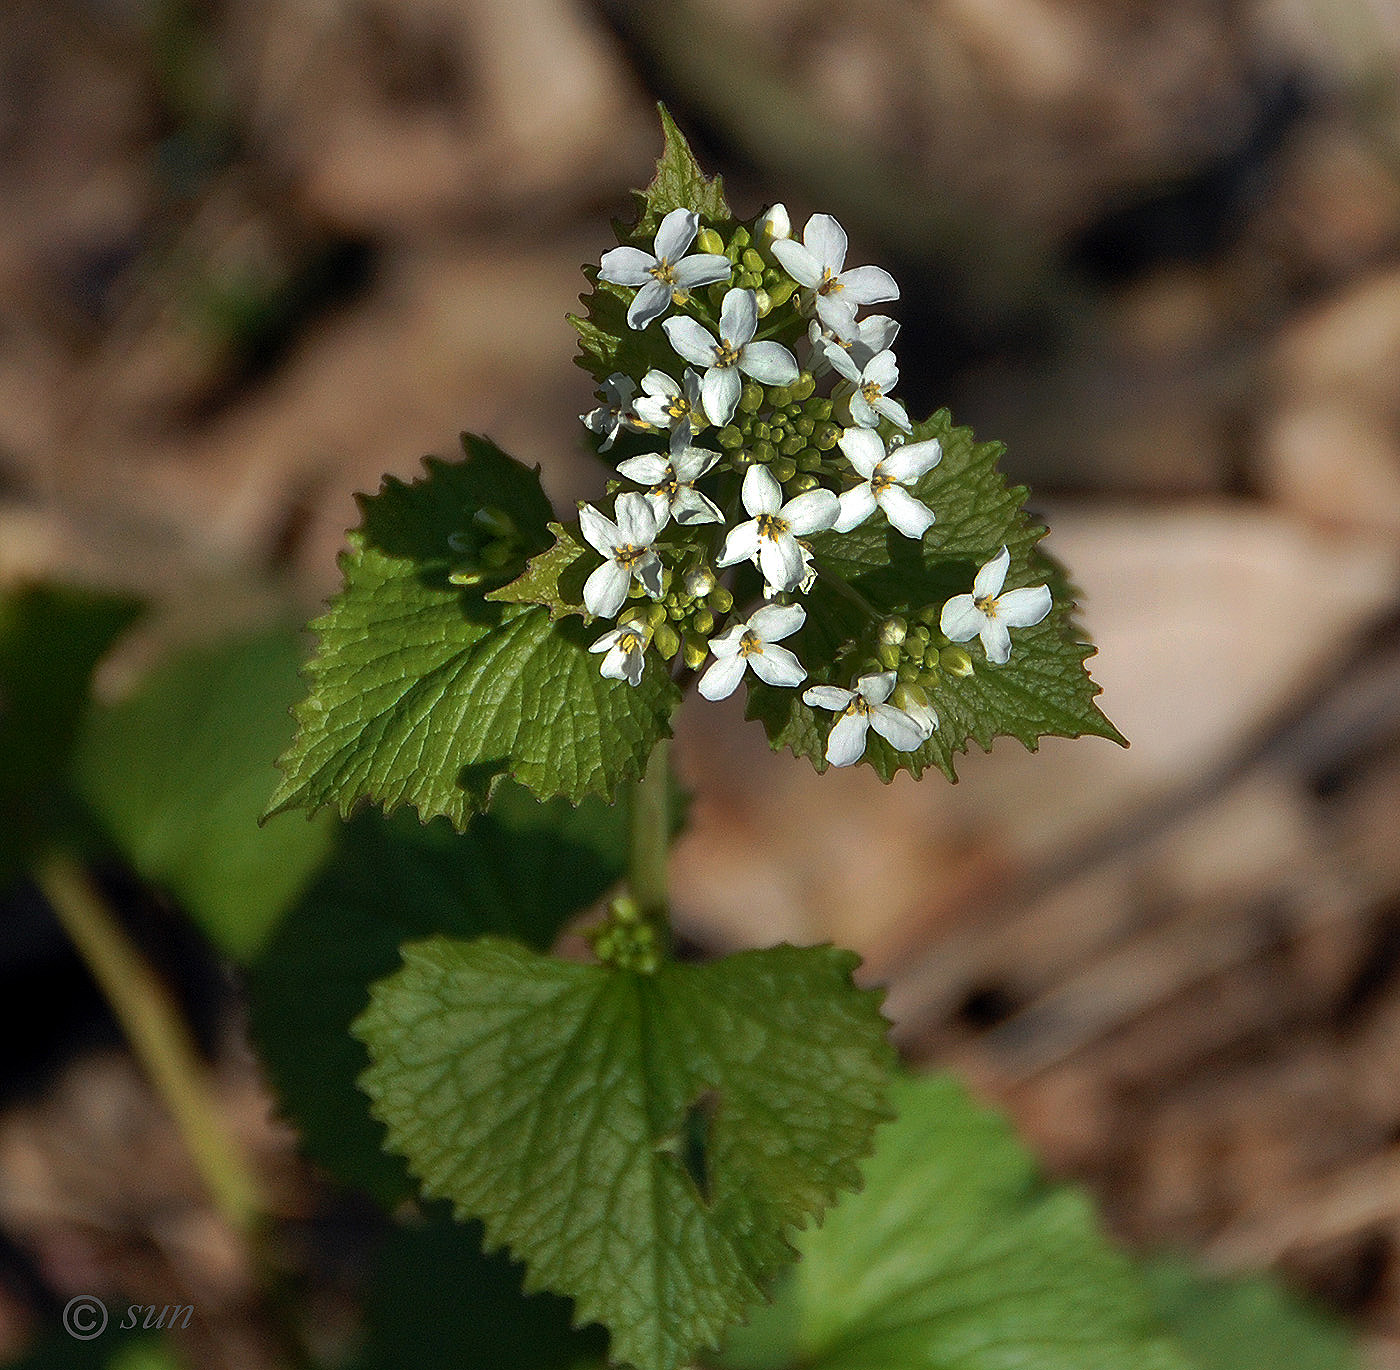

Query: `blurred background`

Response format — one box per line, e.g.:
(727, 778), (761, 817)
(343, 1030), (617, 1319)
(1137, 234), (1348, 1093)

(4, 0), (1400, 1363)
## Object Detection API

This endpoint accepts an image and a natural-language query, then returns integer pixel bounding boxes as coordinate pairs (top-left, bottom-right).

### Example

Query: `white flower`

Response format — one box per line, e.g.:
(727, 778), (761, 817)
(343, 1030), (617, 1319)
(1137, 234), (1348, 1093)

(939, 546), (1052, 665)
(580, 373), (647, 452)
(833, 427), (941, 537)
(598, 208), (732, 331)
(717, 464), (838, 593)
(616, 426), (723, 528)
(578, 492), (664, 619)
(823, 344), (911, 432)
(771, 212), (899, 332)
(698, 603), (807, 700)
(757, 203), (791, 244)
(803, 671), (929, 767)
(662, 288), (799, 427)
(634, 368), (706, 432)
(807, 314), (899, 376)
(589, 623), (649, 686)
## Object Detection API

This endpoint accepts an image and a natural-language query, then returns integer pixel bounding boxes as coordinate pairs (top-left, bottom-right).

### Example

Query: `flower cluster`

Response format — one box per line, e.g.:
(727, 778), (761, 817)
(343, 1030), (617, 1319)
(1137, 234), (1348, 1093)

(577, 205), (1052, 766)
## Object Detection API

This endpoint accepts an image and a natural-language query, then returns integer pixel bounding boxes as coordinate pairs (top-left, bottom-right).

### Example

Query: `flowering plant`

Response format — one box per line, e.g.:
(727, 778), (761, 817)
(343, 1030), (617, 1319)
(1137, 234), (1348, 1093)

(262, 109), (1123, 1370)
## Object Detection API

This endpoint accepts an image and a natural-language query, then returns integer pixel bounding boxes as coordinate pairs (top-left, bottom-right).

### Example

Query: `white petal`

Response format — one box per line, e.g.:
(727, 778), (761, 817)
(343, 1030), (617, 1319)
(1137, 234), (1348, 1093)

(759, 531), (806, 593)
(864, 349), (900, 390)
(598, 245), (656, 285)
(981, 619), (1013, 665)
(834, 483), (878, 533)
(858, 315), (900, 353)
(719, 288), (758, 346)
(742, 463), (783, 515)
(663, 316), (718, 368)
(748, 641), (805, 687)
(620, 645), (645, 687)
(759, 202), (790, 241)
(738, 341), (799, 385)
(995, 584), (1053, 628)
(653, 207), (698, 262)
(673, 254), (732, 289)
(670, 488), (723, 525)
(869, 703), (927, 752)
(748, 602), (806, 642)
(717, 520), (761, 567)
(615, 453), (670, 484)
(781, 487), (839, 536)
(627, 278), (673, 330)
(708, 623), (746, 656)
(876, 484), (935, 539)
(803, 213), (848, 271)
(697, 653), (748, 701)
(641, 369), (679, 399)
(583, 560), (630, 619)
(873, 393), (912, 433)
(702, 365), (741, 428)
(771, 237), (823, 288)
(633, 551), (663, 598)
(939, 594), (985, 642)
(973, 546), (1011, 600)
(825, 711), (868, 767)
(837, 426), (885, 478)
(881, 436), (941, 482)
(823, 342), (862, 384)
(634, 396), (678, 428)
(671, 441), (719, 481)
(803, 685), (854, 711)
(577, 503), (619, 556)
(814, 294), (859, 336)
(857, 671), (898, 704)
(848, 390), (880, 428)
(613, 491), (661, 543)
(836, 264), (899, 305)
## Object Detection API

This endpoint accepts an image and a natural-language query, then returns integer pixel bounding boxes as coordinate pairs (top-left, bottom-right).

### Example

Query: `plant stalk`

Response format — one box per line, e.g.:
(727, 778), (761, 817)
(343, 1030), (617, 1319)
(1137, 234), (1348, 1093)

(34, 850), (264, 1239)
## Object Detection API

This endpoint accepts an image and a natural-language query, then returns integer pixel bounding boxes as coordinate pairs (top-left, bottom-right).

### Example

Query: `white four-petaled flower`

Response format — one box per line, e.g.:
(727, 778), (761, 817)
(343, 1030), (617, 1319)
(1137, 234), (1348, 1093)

(579, 492), (664, 620)
(580, 373), (647, 452)
(823, 344), (911, 432)
(589, 623), (649, 686)
(698, 603), (807, 700)
(616, 427), (722, 528)
(803, 671), (931, 767)
(662, 288), (799, 427)
(939, 546), (1052, 665)
(717, 465), (838, 593)
(833, 427), (942, 538)
(634, 367), (706, 432)
(772, 213), (899, 333)
(598, 208), (733, 331)
(808, 314), (899, 377)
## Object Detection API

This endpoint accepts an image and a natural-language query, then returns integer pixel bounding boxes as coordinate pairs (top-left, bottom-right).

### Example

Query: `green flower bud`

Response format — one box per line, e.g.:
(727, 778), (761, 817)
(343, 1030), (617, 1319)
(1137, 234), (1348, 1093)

(940, 645), (975, 677)
(752, 421), (771, 441)
(765, 278), (797, 310)
(767, 384), (792, 409)
(718, 424), (744, 448)
(741, 248), (764, 273)
(692, 607), (715, 636)
(792, 372), (816, 402)
(877, 643), (902, 671)
(813, 421), (840, 451)
(896, 661), (918, 682)
(645, 602), (668, 629)
(916, 605), (941, 627)
(729, 446), (757, 468)
(810, 397), (833, 421)
(681, 634), (709, 670)
(654, 622), (681, 659)
(667, 602), (686, 621)
(739, 382), (764, 414)
(770, 455), (797, 483)
(751, 439), (776, 465)
(738, 269), (762, 291)
(796, 449), (822, 472)
(780, 432), (806, 457)
(878, 615), (908, 646)
(755, 289), (773, 316)
(683, 565), (716, 599)
(707, 585), (734, 613)
(909, 623), (931, 644)
(696, 227), (725, 255)
(795, 416), (815, 437)
(787, 472), (820, 494)
(611, 895), (641, 925)
(729, 225), (751, 253)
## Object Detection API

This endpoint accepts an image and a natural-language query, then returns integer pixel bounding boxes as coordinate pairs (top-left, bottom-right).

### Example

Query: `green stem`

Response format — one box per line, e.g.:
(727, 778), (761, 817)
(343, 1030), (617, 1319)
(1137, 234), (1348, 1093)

(628, 737), (671, 929)
(35, 850), (264, 1239)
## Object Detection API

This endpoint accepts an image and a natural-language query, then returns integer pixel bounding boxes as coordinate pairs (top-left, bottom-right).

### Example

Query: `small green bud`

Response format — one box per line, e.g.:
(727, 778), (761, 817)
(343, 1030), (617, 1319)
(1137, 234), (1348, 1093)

(681, 634), (709, 670)
(795, 416), (815, 437)
(667, 602), (686, 621)
(878, 615), (908, 646)
(692, 607), (715, 636)
(813, 421), (840, 451)
(765, 278), (797, 310)
(611, 895), (641, 925)
(708, 585), (734, 613)
(916, 605), (941, 627)
(796, 449), (822, 472)
(718, 424), (744, 448)
(910, 623), (931, 644)
(780, 432), (806, 457)
(738, 269), (762, 291)
(729, 225), (751, 252)
(654, 622), (681, 659)
(940, 645), (975, 677)
(645, 602), (668, 629)
(896, 662), (918, 682)
(729, 446), (757, 468)
(751, 440), (776, 465)
(877, 643), (902, 671)
(683, 565), (716, 599)
(739, 382), (764, 414)
(752, 420), (771, 441)
(755, 288), (773, 316)
(696, 227), (725, 255)
(770, 455), (797, 482)
(792, 372), (816, 402)
(787, 472), (820, 494)
(741, 248), (764, 273)
(810, 397), (833, 421)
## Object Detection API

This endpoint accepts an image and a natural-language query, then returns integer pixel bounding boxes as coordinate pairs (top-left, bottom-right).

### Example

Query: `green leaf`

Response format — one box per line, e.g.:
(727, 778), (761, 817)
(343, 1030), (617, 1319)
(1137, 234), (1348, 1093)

(1143, 1258), (1360, 1370)
(747, 409), (1124, 781)
(354, 938), (894, 1370)
(570, 105), (734, 388)
(719, 1073), (1190, 1370)
(247, 785), (632, 1205)
(266, 435), (678, 828)
(359, 1210), (607, 1370)
(488, 521), (590, 620)
(0, 585), (141, 885)
(73, 630), (335, 962)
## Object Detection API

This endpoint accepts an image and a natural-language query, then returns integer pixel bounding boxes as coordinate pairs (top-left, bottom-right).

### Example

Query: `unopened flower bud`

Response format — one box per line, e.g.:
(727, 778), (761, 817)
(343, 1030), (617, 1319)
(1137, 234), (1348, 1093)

(707, 585), (734, 613)
(877, 643), (902, 671)
(653, 622), (681, 660)
(696, 227), (725, 255)
(765, 278), (798, 310)
(683, 566), (716, 599)
(940, 645), (975, 677)
(691, 607), (715, 636)
(757, 202), (791, 242)
(755, 289), (773, 316)
(682, 634), (709, 670)
(878, 615), (908, 646)
(792, 372), (816, 402)
(788, 472), (820, 494)
(741, 248), (764, 274)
